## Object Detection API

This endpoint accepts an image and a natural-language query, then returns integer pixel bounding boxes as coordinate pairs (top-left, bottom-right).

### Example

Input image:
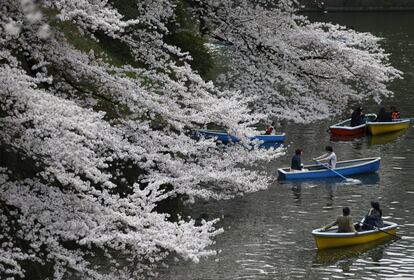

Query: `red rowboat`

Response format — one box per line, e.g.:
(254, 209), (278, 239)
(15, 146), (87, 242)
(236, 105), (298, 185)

(329, 114), (377, 136)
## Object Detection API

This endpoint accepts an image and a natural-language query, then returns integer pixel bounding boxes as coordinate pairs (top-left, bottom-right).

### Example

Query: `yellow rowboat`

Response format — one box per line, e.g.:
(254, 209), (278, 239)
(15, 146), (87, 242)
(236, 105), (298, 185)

(312, 221), (398, 250)
(367, 119), (410, 135)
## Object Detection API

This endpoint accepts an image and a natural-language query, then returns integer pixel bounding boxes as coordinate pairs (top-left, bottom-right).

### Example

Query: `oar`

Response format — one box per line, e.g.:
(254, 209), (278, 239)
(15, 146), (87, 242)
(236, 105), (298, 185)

(314, 160), (361, 184)
(357, 214), (367, 230)
(361, 222), (401, 240)
(399, 118), (414, 121)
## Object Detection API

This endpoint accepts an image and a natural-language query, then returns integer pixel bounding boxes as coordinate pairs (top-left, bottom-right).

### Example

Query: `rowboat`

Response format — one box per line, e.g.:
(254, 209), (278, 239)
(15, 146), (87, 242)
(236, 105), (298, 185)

(312, 221), (398, 249)
(329, 114), (377, 136)
(194, 129), (285, 143)
(277, 157), (380, 180)
(367, 119), (410, 135)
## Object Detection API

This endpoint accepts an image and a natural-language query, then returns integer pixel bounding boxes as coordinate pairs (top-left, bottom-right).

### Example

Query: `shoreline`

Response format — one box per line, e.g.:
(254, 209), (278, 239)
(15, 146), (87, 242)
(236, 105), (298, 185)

(299, 0), (414, 12)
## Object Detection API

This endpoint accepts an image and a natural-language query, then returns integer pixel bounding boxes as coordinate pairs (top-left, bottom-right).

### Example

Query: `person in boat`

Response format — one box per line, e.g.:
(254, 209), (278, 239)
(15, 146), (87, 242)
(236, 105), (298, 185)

(264, 122), (276, 135)
(322, 207), (357, 233)
(291, 149), (304, 171)
(361, 201), (384, 230)
(313, 146), (337, 169)
(376, 107), (392, 122)
(390, 106), (400, 120)
(350, 106), (366, 127)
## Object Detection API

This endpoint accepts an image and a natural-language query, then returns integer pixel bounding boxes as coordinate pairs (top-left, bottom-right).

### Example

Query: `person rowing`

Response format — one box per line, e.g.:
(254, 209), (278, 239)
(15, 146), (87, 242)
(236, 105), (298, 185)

(313, 146), (337, 169)
(322, 207), (357, 233)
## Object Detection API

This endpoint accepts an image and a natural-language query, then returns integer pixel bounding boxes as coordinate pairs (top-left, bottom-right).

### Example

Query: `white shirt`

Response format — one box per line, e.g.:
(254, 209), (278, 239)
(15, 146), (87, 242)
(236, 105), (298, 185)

(315, 152), (337, 168)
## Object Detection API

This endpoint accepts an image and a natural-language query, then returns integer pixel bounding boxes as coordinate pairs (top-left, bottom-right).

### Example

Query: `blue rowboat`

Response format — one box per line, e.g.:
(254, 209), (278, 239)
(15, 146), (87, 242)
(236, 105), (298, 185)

(278, 157), (380, 180)
(195, 129), (285, 143)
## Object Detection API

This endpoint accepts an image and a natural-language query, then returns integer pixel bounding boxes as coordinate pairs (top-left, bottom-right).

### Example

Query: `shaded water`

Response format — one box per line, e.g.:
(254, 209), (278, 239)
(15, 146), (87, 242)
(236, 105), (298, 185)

(158, 13), (414, 280)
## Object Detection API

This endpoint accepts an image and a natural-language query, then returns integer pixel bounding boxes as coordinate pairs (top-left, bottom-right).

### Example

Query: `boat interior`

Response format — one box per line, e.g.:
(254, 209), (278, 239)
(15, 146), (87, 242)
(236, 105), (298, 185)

(316, 221), (395, 234)
(280, 158), (378, 172)
(336, 114), (377, 127)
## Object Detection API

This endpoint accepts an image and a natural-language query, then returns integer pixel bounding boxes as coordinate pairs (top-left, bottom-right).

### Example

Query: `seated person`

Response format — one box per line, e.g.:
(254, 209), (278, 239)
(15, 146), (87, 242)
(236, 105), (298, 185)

(362, 201), (384, 230)
(291, 149), (304, 171)
(323, 207), (357, 233)
(350, 107), (366, 127)
(390, 106), (400, 120)
(313, 146), (336, 169)
(376, 107), (392, 122)
(265, 125), (274, 135)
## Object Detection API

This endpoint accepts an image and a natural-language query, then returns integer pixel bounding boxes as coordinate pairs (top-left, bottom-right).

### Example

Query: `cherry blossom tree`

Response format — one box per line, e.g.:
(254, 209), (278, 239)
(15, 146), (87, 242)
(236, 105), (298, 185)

(190, 0), (402, 120)
(0, 0), (400, 279)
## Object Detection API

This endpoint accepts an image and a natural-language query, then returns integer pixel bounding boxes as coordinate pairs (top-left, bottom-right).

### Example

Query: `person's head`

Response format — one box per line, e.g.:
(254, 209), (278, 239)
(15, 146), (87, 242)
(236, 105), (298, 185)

(342, 207), (351, 216)
(325, 146), (333, 153)
(379, 107), (386, 114)
(371, 201), (382, 217)
(295, 149), (303, 156)
(390, 106), (397, 111)
(355, 106), (363, 114)
(371, 201), (380, 210)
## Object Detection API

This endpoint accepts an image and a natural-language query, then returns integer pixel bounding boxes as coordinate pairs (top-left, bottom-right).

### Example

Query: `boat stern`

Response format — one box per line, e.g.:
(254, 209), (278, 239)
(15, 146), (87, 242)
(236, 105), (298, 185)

(277, 168), (287, 180)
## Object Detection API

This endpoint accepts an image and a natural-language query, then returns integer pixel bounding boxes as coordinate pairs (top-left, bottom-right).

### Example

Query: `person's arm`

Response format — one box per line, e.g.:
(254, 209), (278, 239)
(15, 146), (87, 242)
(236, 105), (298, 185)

(315, 153), (334, 162)
(314, 153), (328, 161)
(323, 218), (338, 231)
(298, 156), (303, 170)
(349, 217), (357, 233)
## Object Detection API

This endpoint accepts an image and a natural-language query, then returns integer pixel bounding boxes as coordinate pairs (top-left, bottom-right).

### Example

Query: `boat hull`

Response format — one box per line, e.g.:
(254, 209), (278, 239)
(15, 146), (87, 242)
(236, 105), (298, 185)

(195, 130), (285, 143)
(330, 126), (365, 136)
(277, 157), (380, 180)
(329, 114), (377, 136)
(367, 119), (410, 135)
(312, 222), (398, 249)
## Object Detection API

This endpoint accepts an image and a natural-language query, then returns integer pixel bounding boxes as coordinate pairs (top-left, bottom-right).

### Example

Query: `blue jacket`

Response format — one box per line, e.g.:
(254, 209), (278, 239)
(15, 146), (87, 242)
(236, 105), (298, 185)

(291, 155), (302, 170)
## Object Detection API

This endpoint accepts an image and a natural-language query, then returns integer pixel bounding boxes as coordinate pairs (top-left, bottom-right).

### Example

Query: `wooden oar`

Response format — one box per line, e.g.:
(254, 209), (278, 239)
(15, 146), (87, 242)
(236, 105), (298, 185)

(314, 160), (361, 184)
(361, 222), (401, 240)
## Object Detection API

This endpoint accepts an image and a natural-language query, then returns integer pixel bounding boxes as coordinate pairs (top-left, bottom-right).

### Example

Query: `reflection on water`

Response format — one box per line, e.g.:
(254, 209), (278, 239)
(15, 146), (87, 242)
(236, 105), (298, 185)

(313, 238), (394, 267)
(368, 128), (409, 146)
(330, 133), (365, 142)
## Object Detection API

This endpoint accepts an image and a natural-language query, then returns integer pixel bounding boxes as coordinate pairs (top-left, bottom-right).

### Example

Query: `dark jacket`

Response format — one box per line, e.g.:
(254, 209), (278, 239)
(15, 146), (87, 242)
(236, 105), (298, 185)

(351, 111), (365, 127)
(291, 155), (302, 170)
(376, 111), (392, 122)
(362, 209), (384, 230)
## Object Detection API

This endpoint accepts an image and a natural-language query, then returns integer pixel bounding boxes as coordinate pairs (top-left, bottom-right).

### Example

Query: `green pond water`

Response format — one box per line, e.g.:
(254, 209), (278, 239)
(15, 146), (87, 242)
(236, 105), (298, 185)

(158, 12), (414, 280)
